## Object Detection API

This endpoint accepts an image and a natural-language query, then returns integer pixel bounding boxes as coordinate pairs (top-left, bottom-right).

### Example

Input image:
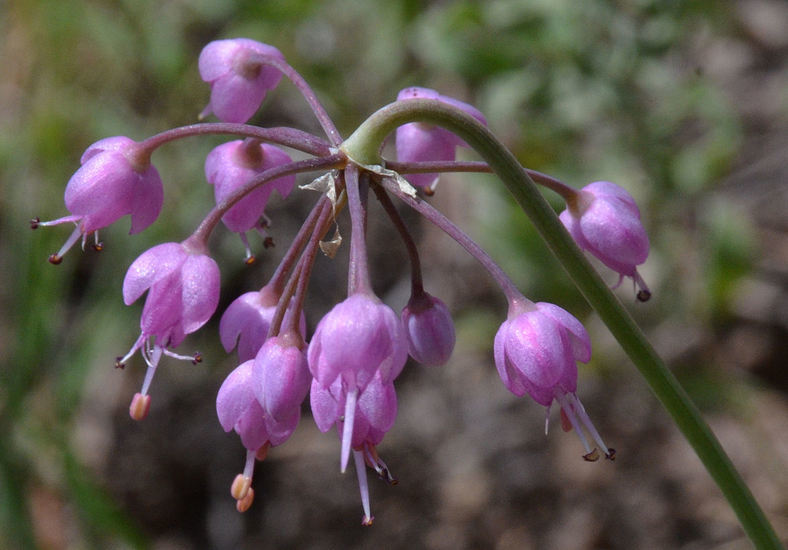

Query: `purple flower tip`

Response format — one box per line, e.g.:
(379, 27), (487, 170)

(401, 291), (456, 366)
(559, 181), (650, 299)
(199, 39), (285, 123)
(395, 87), (487, 190)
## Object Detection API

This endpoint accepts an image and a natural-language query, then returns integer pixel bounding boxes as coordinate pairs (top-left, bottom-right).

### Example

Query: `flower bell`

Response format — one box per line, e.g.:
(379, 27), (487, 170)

(34, 136), (163, 263)
(401, 291), (455, 366)
(118, 239), (220, 418)
(205, 139), (296, 261)
(559, 181), (650, 301)
(494, 298), (614, 461)
(216, 359), (300, 512)
(198, 38), (285, 123)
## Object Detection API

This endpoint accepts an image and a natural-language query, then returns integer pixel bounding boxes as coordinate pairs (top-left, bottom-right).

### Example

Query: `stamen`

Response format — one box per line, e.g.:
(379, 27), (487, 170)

(162, 349), (201, 363)
(566, 393), (614, 460)
(49, 225), (85, 264)
(363, 444), (398, 485)
(340, 386), (358, 473)
(633, 270), (651, 302)
(92, 231), (103, 252)
(353, 449), (374, 526)
(236, 488), (254, 513)
(231, 474), (252, 500)
(117, 334), (146, 368)
(239, 233), (255, 264)
(256, 441), (271, 462)
(129, 392), (151, 421)
(554, 393), (593, 456)
(30, 217), (41, 230)
(139, 345), (163, 396)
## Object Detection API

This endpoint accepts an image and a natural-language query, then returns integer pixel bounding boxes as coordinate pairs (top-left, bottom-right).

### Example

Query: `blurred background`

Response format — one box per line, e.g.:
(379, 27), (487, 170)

(2, 0), (786, 548)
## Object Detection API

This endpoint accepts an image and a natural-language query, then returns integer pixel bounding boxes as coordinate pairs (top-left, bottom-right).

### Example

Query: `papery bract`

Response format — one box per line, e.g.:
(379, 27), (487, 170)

(199, 39), (285, 123)
(395, 87), (487, 190)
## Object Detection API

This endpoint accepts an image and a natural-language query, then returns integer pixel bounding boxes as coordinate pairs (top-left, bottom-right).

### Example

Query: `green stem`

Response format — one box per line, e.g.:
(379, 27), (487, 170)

(342, 98), (782, 549)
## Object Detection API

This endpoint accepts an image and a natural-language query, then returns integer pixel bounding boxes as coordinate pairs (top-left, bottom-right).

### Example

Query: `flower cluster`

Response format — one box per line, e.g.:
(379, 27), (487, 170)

(33, 38), (650, 524)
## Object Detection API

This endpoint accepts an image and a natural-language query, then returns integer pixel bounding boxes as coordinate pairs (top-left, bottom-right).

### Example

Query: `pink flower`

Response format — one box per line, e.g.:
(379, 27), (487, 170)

(310, 373), (398, 525)
(494, 299), (614, 461)
(118, 239), (220, 413)
(36, 136), (163, 262)
(252, 331), (311, 423)
(395, 87), (487, 191)
(220, 285), (307, 363)
(307, 293), (407, 473)
(401, 291), (455, 366)
(559, 181), (650, 300)
(198, 39), (285, 123)
(205, 139), (295, 260)
(217, 358), (301, 512)
(216, 359), (299, 452)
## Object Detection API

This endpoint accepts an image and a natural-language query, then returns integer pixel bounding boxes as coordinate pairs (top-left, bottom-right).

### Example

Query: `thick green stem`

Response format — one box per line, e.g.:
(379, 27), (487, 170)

(342, 98), (782, 549)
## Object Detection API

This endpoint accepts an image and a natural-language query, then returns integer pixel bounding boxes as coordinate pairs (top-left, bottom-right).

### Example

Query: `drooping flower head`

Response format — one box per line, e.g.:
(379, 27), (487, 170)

(494, 298), (614, 461)
(395, 87), (487, 191)
(401, 291), (455, 366)
(205, 139), (296, 261)
(35, 136), (163, 263)
(311, 372), (398, 525)
(119, 239), (220, 418)
(198, 39), (285, 123)
(307, 292), (407, 474)
(559, 181), (650, 301)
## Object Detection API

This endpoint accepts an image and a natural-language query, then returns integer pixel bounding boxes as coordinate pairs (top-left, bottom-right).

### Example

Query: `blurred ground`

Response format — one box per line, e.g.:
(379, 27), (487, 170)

(2, 1), (787, 549)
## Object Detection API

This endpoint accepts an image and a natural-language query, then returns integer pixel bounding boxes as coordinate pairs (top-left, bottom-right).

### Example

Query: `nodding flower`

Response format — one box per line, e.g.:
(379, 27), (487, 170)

(119, 239), (220, 419)
(559, 181), (651, 301)
(494, 297), (614, 462)
(34, 136), (162, 263)
(198, 38), (285, 123)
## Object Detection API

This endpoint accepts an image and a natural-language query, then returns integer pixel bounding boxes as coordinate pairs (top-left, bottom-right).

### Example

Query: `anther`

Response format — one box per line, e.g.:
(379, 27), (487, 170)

(263, 237), (275, 249)
(244, 255), (256, 265)
(48, 254), (63, 265)
(582, 448), (600, 462)
(361, 514), (374, 526)
(636, 289), (651, 302)
(255, 442), (271, 462)
(604, 448), (616, 461)
(129, 393), (151, 421)
(191, 352), (203, 365)
(236, 488), (254, 513)
(92, 242), (104, 252)
(231, 474), (252, 500)
(114, 357), (126, 369)
(30, 217), (41, 230)
(423, 187), (435, 197)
